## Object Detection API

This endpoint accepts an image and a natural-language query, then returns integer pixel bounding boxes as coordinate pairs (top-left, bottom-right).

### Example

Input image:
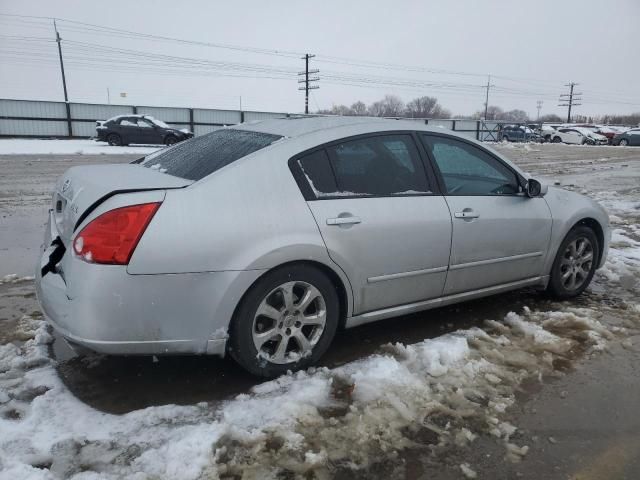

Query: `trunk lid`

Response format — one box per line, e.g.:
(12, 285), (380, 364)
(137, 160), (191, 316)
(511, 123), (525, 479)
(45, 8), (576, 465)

(52, 163), (192, 245)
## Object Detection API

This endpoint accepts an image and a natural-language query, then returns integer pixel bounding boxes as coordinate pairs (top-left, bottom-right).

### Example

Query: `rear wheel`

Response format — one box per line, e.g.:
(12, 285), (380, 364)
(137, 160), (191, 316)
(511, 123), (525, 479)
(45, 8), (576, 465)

(228, 265), (339, 377)
(502, 135), (510, 142)
(552, 136), (562, 143)
(619, 138), (629, 146)
(547, 226), (598, 299)
(107, 133), (122, 146)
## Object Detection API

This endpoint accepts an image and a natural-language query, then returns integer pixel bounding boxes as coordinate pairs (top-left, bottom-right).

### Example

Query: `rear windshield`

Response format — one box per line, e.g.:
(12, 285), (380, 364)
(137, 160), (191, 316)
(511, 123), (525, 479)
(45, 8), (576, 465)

(138, 129), (282, 181)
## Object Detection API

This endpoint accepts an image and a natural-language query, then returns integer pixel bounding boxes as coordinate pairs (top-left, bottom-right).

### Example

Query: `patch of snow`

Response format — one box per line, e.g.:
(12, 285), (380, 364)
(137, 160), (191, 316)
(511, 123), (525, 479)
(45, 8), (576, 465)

(0, 139), (162, 155)
(1, 302), (625, 478)
(460, 463), (478, 478)
(0, 274), (35, 285)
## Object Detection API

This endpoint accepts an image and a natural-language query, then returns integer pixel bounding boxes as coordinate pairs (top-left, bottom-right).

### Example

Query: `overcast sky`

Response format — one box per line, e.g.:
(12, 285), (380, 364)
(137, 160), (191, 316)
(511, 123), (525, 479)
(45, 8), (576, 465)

(1, 0), (638, 117)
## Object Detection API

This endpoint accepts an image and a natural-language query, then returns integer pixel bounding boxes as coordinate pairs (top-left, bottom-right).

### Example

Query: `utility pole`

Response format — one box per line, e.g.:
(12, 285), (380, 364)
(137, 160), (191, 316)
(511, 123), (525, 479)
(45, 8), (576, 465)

(298, 54), (319, 114)
(54, 19), (72, 137)
(558, 82), (582, 123)
(536, 100), (543, 121)
(483, 74), (493, 120)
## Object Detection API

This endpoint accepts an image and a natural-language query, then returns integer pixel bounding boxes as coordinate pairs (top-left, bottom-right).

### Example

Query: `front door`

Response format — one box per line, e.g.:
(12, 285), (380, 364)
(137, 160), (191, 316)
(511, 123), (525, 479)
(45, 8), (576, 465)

(135, 118), (162, 144)
(293, 134), (452, 314)
(421, 134), (552, 295)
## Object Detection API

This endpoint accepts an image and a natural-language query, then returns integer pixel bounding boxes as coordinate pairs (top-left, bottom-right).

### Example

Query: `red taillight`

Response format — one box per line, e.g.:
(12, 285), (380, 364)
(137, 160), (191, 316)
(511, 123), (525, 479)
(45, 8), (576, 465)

(73, 202), (161, 265)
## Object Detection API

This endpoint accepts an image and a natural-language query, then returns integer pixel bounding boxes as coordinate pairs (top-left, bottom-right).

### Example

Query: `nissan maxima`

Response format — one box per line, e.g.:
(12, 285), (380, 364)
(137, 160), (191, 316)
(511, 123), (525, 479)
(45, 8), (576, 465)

(36, 117), (610, 377)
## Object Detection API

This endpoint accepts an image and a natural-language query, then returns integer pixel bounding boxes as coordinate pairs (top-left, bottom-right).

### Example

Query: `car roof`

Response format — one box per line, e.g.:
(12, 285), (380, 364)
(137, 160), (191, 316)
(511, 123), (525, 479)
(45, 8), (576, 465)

(106, 114), (155, 122)
(231, 115), (440, 139)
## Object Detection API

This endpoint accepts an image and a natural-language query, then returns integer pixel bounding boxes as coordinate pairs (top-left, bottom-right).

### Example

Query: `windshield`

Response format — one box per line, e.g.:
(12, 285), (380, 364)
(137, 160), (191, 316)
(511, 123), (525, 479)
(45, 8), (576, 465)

(139, 128), (282, 181)
(149, 117), (170, 129)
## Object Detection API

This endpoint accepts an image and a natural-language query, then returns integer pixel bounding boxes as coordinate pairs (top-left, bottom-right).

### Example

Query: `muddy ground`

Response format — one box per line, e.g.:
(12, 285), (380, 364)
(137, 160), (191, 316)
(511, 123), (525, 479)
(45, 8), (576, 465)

(1, 143), (639, 479)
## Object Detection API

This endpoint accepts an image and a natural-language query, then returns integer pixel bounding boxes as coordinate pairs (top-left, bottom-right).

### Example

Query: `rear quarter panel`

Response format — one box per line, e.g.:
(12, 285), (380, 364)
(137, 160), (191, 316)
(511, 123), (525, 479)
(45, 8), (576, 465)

(127, 140), (339, 274)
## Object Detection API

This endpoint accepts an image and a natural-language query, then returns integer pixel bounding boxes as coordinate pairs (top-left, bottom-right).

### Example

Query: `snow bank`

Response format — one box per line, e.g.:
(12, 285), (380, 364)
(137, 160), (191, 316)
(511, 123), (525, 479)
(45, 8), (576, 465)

(2, 299), (635, 479)
(0, 139), (161, 155)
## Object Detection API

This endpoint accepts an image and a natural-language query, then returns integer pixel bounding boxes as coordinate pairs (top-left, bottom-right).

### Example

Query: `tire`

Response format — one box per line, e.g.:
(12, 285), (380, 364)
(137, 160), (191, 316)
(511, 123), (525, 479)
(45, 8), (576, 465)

(502, 135), (510, 142)
(544, 134), (551, 143)
(107, 133), (122, 146)
(228, 264), (340, 377)
(619, 139), (629, 146)
(547, 226), (599, 299)
(552, 136), (562, 143)
(164, 135), (178, 146)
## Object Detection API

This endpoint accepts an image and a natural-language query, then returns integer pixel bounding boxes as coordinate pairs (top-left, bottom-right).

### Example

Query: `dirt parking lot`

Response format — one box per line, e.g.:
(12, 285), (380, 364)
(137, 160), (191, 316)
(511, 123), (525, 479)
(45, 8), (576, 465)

(1, 143), (639, 479)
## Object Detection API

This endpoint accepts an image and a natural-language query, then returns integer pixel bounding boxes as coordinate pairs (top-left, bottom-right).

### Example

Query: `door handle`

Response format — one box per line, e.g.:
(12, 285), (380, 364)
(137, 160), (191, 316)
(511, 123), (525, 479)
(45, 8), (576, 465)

(327, 216), (361, 226)
(454, 210), (480, 219)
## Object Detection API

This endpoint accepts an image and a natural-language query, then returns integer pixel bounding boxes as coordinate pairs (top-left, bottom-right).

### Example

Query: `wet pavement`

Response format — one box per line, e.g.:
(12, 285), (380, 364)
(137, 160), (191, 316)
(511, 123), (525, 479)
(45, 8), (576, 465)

(1, 143), (640, 478)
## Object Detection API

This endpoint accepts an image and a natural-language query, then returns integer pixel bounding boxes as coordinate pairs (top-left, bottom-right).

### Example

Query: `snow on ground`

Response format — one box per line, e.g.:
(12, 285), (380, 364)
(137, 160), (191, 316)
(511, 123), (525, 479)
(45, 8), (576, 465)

(1, 191), (639, 479)
(1, 293), (638, 477)
(0, 139), (162, 155)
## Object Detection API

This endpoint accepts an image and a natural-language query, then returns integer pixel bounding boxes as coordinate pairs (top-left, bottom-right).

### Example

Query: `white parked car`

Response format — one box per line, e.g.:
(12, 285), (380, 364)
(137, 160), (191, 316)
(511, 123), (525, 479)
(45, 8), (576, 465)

(539, 125), (558, 142)
(551, 127), (608, 145)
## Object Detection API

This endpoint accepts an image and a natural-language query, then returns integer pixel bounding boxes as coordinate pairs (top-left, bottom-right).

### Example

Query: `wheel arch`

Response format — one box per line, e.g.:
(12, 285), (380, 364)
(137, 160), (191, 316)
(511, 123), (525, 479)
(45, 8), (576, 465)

(227, 259), (352, 343)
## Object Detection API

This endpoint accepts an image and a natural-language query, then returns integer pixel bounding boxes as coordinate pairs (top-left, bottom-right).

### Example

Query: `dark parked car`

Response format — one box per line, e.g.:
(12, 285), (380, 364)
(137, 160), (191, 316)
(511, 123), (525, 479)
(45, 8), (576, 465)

(499, 125), (540, 142)
(612, 128), (640, 146)
(96, 115), (193, 146)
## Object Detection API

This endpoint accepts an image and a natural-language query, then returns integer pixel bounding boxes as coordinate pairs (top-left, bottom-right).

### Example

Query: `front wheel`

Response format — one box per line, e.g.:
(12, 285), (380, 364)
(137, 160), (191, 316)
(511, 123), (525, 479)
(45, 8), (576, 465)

(552, 136), (562, 143)
(619, 139), (629, 146)
(228, 265), (340, 377)
(164, 135), (178, 146)
(547, 226), (599, 299)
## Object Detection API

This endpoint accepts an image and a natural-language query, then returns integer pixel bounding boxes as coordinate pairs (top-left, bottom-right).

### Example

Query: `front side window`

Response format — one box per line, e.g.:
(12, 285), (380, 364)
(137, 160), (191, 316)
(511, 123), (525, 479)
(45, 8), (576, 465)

(422, 135), (520, 195)
(149, 117), (170, 129)
(326, 134), (429, 196)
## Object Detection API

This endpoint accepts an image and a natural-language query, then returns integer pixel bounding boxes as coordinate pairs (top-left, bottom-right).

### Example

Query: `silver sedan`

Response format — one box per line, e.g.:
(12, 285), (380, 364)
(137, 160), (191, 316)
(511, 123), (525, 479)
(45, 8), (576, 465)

(36, 117), (610, 377)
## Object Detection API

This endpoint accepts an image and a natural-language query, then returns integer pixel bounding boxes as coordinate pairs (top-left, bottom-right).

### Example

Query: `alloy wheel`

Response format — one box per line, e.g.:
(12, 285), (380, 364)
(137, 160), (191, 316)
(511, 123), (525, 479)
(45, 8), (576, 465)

(559, 237), (594, 291)
(252, 281), (327, 364)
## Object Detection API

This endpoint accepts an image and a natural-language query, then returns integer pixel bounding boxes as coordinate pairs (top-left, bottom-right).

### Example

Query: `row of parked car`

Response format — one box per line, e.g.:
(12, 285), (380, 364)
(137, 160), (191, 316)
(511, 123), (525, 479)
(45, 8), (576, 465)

(499, 123), (640, 146)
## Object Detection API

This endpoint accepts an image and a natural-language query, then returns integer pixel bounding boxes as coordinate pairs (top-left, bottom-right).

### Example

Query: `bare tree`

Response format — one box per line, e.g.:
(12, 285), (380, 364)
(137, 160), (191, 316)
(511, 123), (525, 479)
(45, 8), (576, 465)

(473, 105), (504, 120)
(351, 101), (367, 116)
(404, 96), (450, 118)
(539, 113), (563, 123)
(368, 95), (405, 117)
(317, 104), (354, 116)
(501, 109), (529, 122)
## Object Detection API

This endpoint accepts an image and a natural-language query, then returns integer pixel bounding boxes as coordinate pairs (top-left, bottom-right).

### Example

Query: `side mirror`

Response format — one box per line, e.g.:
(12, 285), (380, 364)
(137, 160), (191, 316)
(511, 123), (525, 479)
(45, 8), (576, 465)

(526, 178), (547, 198)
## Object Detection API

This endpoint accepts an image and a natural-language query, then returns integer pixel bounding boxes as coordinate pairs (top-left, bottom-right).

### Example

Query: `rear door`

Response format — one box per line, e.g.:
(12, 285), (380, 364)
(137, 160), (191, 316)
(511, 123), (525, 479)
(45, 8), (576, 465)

(292, 133), (452, 314)
(421, 133), (552, 295)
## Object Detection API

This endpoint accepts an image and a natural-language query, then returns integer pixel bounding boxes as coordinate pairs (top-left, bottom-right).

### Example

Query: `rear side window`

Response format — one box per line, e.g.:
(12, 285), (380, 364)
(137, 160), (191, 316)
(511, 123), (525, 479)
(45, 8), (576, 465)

(140, 129), (282, 181)
(324, 134), (429, 196)
(298, 150), (338, 196)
